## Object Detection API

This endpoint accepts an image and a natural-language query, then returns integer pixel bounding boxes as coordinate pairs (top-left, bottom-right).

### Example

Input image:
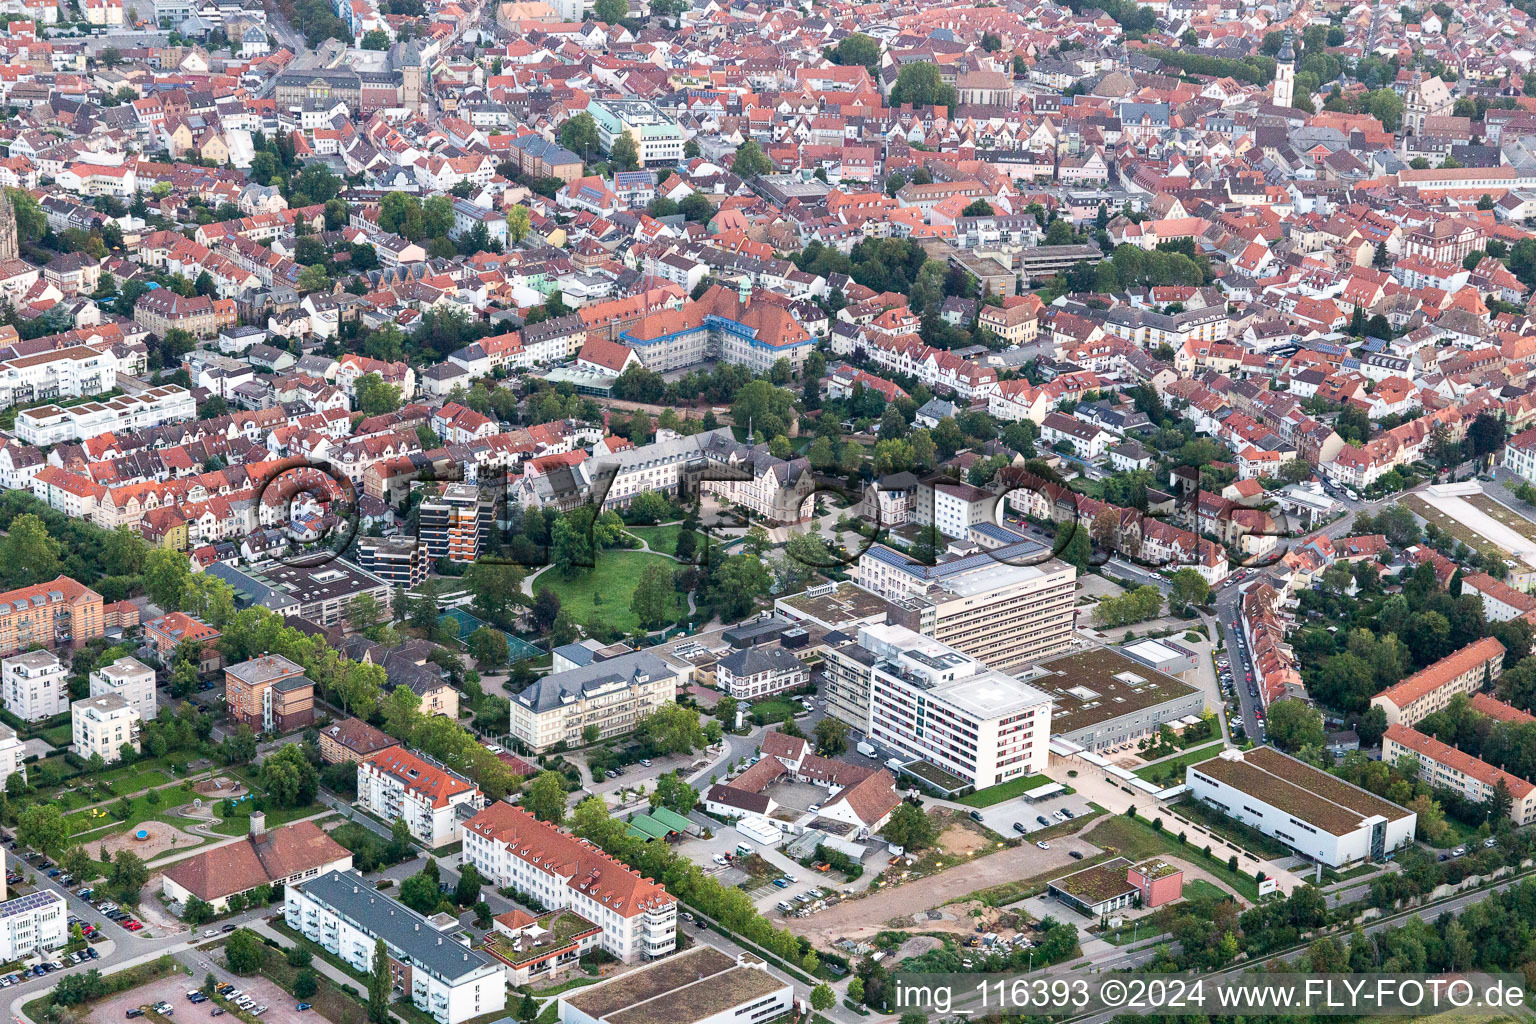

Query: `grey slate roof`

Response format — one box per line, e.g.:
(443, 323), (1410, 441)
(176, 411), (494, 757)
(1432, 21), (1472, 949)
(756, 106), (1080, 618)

(513, 651), (676, 712)
(296, 870), (497, 983)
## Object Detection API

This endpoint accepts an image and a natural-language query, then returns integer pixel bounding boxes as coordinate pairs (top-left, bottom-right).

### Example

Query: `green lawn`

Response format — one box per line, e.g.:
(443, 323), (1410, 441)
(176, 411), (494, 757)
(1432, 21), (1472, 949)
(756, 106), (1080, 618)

(1087, 814), (1261, 901)
(37, 724), (73, 748)
(1181, 878), (1231, 903)
(957, 774), (1055, 807)
(1133, 742), (1227, 783)
(210, 803), (329, 836)
(535, 550), (685, 635)
(1171, 795), (1296, 859)
(625, 524), (683, 557)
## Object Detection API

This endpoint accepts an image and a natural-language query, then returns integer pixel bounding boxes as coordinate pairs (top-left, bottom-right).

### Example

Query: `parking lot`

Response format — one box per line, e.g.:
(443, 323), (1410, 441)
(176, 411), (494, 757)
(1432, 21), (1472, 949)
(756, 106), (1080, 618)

(964, 791), (1095, 838)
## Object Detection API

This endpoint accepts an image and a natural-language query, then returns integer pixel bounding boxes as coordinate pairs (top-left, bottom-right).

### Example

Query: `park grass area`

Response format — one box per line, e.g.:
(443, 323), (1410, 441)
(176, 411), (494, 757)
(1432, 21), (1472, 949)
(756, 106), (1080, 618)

(42, 760), (181, 812)
(1132, 742), (1227, 783)
(1171, 796), (1299, 860)
(1463, 493), (1536, 543)
(1181, 878), (1231, 903)
(38, 723), (73, 747)
(956, 774), (1055, 807)
(625, 524), (683, 556)
(210, 802), (329, 836)
(1401, 495), (1504, 558)
(66, 788), (205, 838)
(1087, 814), (1260, 901)
(746, 698), (799, 722)
(534, 550), (685, 635)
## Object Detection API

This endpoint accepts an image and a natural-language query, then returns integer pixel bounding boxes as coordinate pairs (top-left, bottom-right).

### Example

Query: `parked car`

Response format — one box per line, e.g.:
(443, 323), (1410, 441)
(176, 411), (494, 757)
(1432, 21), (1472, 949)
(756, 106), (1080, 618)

(1036, 815), (1049, 826)
(1035, 841), (1050, 850)
(221, 924), (237, 932)
(1069, 850), (1084, 860)
(1012, 822), (1026, 833)
(126, 1010), (145, 1019)
(968, 811), (984, 822)
(296, 1005), (312, 1013)
(771, 878), (790, 888)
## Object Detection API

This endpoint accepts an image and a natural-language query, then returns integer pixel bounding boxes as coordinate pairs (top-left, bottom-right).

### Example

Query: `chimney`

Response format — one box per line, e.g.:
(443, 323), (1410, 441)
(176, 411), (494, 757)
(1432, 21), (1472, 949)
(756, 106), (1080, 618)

(250, 811), (267, 842)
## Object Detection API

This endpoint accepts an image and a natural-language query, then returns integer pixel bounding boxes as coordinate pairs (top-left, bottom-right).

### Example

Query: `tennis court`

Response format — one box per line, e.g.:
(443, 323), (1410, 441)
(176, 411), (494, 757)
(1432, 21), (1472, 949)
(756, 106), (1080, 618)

(437, 609), (543, 661)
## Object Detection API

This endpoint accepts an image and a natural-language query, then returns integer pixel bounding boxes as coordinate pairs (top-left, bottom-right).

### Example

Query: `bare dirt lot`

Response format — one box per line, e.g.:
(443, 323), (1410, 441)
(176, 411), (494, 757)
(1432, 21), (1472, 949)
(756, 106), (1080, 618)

(786, 832), (1101, 948)
(98, 821), (202, 860)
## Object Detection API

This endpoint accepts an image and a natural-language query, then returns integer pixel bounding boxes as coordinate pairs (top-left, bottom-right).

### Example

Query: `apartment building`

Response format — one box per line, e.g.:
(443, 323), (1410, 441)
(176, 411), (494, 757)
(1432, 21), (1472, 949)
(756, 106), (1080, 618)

(354, 536), (429, 588)
(461, 803), (676, 964)
(206, 561), (392, 628)
(823, 623), (1052, 790)
(225, 653), (315, 734)
(357, 748), (483, 848)
(286, 871), (505, 1024)
(508, 652), (682, 753)
(0, 890), (67, 963)
(133, 291), (238, 338)
(71, 693), (141, 763)
(0, 725), (26, 790)
(15, 386), (196, 445)
(1188, 747), (1416, 867)
(318, 718), (399, 765)
(854, 541), (1075, 670)
(89, 656), (157, 723)
(0, 650), (68, 721)
(913, 480), (994, 540)
(1383, 724), (1536, 826)
(1370, 637), (1505, 726)
(418, 483), (492, 564)
(142, 611), (223, 674)
(0, 344), (122, 408)
(1457, 573), (1536, 622)
(0, 576), (104, 658)
(588, 99), (684, 167)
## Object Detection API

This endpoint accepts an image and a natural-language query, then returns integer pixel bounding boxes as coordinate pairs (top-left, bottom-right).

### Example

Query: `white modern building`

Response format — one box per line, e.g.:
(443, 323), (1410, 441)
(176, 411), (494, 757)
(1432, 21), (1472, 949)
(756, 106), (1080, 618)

(1187, 747), (1416, 867)
(89, 656), (158, 723)
(15, 386), (195, 445)
(286, 870), (506, 1024)
(461, 803), (676, 964)
(1, 650), (69, 721)
(822, 623), (1052, 790)
(0, 890), (67, 962)
(356, 748), (483, 848)
(854, 540), (1076, 670)
(71, 693), (141, 764)
(0, 724), (25, 791)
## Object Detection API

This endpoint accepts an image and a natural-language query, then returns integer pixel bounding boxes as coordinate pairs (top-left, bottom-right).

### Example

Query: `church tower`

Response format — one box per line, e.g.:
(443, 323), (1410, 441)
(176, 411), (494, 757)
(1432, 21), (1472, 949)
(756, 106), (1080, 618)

(0, 194), (18, 263)
(1272, 30), (1296, 109)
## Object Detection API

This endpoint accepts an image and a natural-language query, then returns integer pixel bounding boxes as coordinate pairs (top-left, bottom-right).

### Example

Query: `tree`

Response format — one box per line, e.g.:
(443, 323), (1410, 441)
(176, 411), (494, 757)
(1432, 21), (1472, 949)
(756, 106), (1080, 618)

(361, 28), (389, 47)
(18, 805), (68, 857)
(226, 928), (265, 974)
(1168, 568), (1210, 613)
(559, 113), (600, 163)
(454, 863), (482, 907)
(4, 190), (44, 243)
(732, 140), (773, 178)
(0, 514), (61, 589)
(635, 703), (706, 754)
(814, 716), (848, 756)
(650, 771), (698, 814)
(1356, 704), (1389, 748)
(630, 562), (676, 629)
(354, 372), (403, 416)
(961, 199), (993, 217)
(381, 684), (422, 739)
(468, 626), (510, 668)
(811, 985), (835, 1011)
(610, 132), (641, 172)
(399, 871), (440, 914)
(1266, 698), (1326, 753)
(731, 379), (794, 440)
(890, 62), (957, 108)
(524, 770), (568, 825)
(260, 744), (319, 808)
(293, 970), (319, 1000)
(507, 205), (531, 244)
(297, 263), (331, 294)
(831, 32), (880, 73)
(882, 802), (938, 851)
(368, 938), (390, 1024)
(61, 846), (95, 885)
(593, 0), (625, 19)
